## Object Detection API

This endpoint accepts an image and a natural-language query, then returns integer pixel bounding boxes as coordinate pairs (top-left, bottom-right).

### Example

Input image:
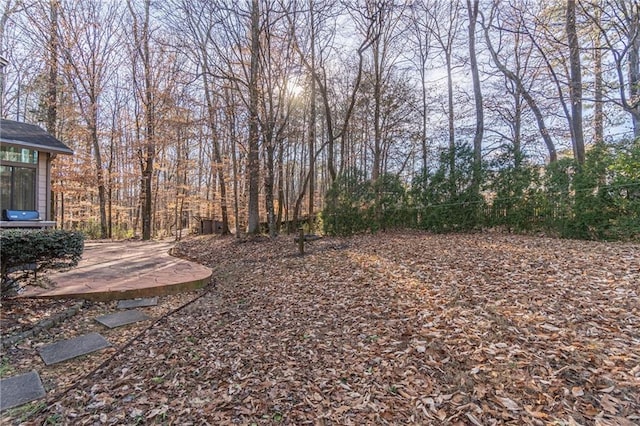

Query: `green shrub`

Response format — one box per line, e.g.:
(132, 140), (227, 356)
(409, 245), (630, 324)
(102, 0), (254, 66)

(608, 140), (640, 240)
(321, 140), (639, 241)
(568, 144), (616, 240)
(322, 170), (414, 236)
(371, 173), (412, 231)
(533, 141), (640, 241)
(411, 143), (484, 232)
(538, 158), (576, 236)
(1, 229), (84, 294)
(322, 170), (371, 236)
(486, 147), (543, 232)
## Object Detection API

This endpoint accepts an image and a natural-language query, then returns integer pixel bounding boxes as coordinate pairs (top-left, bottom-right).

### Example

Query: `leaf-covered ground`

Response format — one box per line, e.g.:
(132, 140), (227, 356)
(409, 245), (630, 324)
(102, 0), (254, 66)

(4, 231), (640, 425)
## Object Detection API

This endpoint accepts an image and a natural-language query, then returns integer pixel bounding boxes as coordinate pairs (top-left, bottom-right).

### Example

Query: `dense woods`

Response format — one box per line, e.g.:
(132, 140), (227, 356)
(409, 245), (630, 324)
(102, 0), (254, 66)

(1, 0), (638, 240)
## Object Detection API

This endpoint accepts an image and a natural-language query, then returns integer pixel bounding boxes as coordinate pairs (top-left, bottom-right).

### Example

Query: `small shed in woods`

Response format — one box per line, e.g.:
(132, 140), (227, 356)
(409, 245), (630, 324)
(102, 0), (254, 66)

(0, 119), (73, 228)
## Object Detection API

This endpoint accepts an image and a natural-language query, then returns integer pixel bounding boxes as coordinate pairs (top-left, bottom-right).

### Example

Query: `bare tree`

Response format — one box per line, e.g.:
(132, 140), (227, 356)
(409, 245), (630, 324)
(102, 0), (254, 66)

(169, 0), (232, 234)
(258, 2), (297, 237)
(466, 0), (484, 185)
(566, 0), (586, 164)
(593, 7), (604, 145)
(126, 0), (156, 240)
(480, 4), (558, 162)
(483, 20), (531, 166)
(0, 0), (26, 114)
(407, 0), (435, 172)
(364, 0), (407, 181)
(581, 0), (640, 138)
(247, 0), (261, 234)
(46, 0), (58, 136)
(58, 0), (122, 238)
(289, 0), (377, 182)
(424, 0), (462, 187)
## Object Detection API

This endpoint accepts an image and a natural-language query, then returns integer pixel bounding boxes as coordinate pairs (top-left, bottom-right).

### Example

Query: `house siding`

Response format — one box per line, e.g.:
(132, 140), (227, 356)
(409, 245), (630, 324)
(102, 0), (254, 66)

(37, 153), (48, 220)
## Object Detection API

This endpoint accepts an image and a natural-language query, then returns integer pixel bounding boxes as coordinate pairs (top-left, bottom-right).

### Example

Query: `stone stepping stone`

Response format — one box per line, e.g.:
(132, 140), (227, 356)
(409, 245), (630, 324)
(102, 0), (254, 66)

(0, 371), (46, 412)
(117, 297), (158, 309)
(38, 332), (111, 365)
(95, 310), (150, 329)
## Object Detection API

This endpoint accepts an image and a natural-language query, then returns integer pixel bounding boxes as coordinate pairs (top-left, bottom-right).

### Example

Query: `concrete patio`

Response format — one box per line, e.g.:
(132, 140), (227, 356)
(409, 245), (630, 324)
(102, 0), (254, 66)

(20, 240), (212, 301)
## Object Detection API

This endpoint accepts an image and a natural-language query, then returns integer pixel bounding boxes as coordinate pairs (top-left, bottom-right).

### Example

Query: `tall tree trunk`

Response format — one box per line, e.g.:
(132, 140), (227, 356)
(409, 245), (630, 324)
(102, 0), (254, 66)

(420, 60), (428, 172)
(445, 53), (456, 190)
(202, 71), (230, 234)
(308, 2), (316, 232)
(225, 87), (241, 237)
(466, 0), (483, 188)
(127, 0), (155, 240)
(514, 85), (523, 168)
(594, 11), (604, 145)
(415, 7), (432, 173)
(372, 37), (382, 182)
(265, 143), (276, 237)
(276, 140), (284, 233)
(566, 0), (585, 164)
(247, 0), (261, 234)
(46, 0), (59, 224)
(0, 1), (20, 114)
(629, 9), (640, 138)
(89, 102), (108, 238)
(108, 121), (115, 239)
(141, 8), (154, 241)
(46, 0), (58, 136)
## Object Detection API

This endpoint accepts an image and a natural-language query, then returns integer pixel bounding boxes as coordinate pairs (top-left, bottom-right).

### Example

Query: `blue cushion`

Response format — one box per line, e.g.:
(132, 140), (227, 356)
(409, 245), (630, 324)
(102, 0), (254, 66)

(3, 210), (41, 221)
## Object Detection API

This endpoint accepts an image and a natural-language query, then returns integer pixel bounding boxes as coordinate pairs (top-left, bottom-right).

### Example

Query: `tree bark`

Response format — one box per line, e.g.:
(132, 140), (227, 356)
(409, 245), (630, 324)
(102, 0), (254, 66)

(276, 139), (284, 233)
(308, 0), (316, 231)
(90, 108), (108, 239)
(226, 87), (242, 236)
(566, 0), (585, 164)
(141, 0), (154, 240)
(247, 0), (261, 234)
(127, 0), (155, 240)
(445, 53), (456, 188)
(46, 0), (58, 136)
(466, 0), (483, 188)
(202, 70), (230, 234)
(594, 9), (604, 145)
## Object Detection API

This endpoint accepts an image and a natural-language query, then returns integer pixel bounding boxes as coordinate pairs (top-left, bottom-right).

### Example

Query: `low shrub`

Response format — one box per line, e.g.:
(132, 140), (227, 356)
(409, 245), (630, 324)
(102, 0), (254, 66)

(1, 229), (84, 294)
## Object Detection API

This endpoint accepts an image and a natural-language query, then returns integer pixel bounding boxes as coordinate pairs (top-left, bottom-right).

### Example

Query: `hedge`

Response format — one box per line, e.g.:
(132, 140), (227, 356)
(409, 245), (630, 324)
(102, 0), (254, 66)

(1, 229), (84, 294)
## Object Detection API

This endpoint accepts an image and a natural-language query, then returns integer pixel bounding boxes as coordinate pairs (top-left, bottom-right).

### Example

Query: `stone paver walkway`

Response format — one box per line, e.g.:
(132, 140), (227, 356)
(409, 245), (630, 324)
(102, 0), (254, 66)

(95, 310), (150, 328)
(38, 332), (111, 365)
(0, 371), (46, 411)
(117, 297), (158, 309)
(1, 297), (159, 413)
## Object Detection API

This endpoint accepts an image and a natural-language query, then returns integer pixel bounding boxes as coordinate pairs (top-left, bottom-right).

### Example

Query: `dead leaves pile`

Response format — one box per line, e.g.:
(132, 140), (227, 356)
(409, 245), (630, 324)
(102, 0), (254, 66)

(0, 298), (78, 338)
(14, 231), (640, 424)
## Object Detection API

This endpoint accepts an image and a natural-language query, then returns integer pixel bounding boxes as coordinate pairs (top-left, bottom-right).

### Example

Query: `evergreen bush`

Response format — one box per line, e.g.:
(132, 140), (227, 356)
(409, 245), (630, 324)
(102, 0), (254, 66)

(323, 170), (371, 236)
(1, 229), (85, 294)
(487, 147), (542, 232)
(411, 143), (484, 232)
(320, 140), (639, 242)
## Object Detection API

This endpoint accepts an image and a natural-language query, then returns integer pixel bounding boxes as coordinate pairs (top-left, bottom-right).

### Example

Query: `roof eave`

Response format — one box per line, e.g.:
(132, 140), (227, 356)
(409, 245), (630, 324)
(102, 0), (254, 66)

(1, 138), (74, 155)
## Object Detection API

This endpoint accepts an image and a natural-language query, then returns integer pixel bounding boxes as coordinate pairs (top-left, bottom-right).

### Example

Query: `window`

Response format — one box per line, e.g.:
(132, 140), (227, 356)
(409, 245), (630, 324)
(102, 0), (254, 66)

(0, 146), (38, 212)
